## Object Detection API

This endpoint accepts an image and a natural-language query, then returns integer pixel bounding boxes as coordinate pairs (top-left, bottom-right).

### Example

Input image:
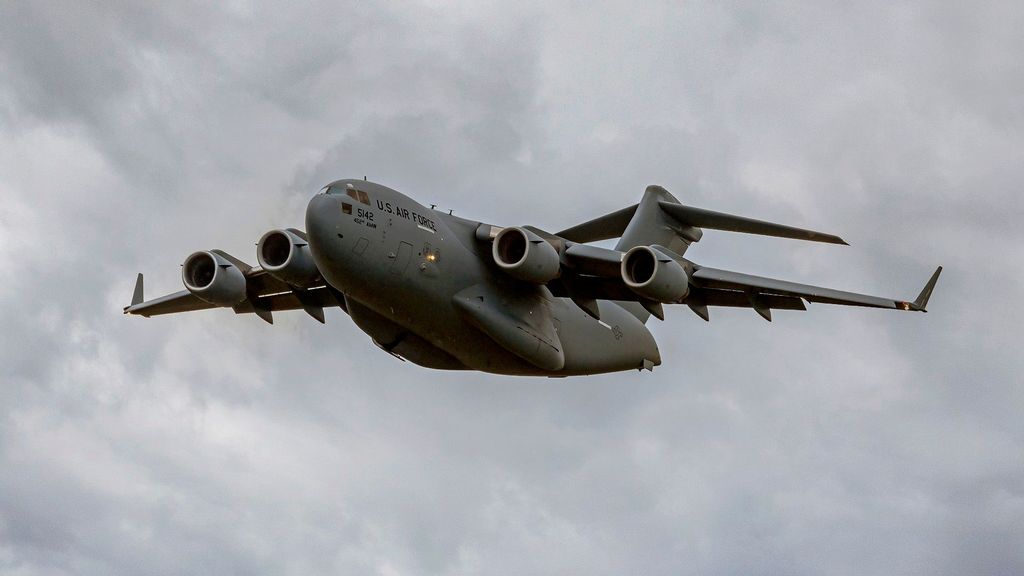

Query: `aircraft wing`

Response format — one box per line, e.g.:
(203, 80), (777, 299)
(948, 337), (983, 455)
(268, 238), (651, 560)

(687, 265), (942, 317)
(123, 288), (217, 316)
(123, 270), (345, 324)
(547, 238), (941, 321)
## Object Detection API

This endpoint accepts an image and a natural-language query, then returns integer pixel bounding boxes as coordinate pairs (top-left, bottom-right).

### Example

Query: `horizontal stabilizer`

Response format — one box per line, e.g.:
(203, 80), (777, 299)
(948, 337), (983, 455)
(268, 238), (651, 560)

(659, 201), (848, 245)
(556, 204), (638, 244)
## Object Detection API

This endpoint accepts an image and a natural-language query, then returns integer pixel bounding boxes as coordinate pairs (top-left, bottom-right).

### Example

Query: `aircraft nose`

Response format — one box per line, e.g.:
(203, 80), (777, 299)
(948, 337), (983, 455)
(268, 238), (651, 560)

(306, 190), (336, 228)
(305, 192), (341, 263)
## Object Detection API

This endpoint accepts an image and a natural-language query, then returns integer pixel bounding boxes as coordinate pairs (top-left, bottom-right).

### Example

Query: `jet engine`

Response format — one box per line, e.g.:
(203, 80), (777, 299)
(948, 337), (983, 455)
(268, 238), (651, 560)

(182, 250), (248, 306)
(621, 245), (690, 303)
(492, 227), (561, 283)
(257, 228), (319, 287)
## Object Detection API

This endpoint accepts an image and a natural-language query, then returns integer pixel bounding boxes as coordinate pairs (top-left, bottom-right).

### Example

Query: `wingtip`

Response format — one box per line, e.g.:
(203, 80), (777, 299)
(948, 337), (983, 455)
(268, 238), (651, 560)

(130, 273), (145, 307)
(909, 266), (942, 312)
(819, 232), (848, 246)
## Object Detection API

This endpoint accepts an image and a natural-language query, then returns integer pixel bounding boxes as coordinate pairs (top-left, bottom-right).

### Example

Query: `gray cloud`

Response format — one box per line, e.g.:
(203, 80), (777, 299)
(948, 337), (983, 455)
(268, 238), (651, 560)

(1, 1), (1022, 575)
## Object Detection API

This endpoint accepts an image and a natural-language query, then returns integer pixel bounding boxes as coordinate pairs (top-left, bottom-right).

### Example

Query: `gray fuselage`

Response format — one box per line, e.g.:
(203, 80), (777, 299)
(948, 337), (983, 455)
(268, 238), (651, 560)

(304, 180), (661, 376)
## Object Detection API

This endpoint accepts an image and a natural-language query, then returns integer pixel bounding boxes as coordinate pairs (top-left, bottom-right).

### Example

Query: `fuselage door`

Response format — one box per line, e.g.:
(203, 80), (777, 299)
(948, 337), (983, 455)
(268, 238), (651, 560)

(391, 241), (413, 275)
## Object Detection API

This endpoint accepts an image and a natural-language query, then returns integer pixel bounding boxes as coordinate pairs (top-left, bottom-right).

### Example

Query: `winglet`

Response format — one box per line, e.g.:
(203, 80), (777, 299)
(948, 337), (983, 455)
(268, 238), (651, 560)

(906, 266), (942, 312)
(897, 266), (942, 312)
(131, 273), (145, 306)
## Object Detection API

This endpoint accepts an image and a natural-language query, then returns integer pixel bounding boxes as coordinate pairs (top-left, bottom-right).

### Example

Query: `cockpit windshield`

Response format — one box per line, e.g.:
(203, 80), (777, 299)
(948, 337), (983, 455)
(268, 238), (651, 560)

(328, 184), (370, 205)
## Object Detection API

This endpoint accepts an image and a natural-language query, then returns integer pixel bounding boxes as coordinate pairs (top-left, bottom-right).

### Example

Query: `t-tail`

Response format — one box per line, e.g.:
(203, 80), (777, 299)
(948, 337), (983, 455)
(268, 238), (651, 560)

(557, 185), (854, 322)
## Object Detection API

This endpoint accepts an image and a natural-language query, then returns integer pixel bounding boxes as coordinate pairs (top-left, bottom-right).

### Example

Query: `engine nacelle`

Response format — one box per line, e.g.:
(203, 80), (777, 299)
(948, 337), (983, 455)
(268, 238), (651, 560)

(621, 246), (690, 303)
(182, 250), (248, 306)
(257, 228), (319, 287)
(492, 227), (561, 284)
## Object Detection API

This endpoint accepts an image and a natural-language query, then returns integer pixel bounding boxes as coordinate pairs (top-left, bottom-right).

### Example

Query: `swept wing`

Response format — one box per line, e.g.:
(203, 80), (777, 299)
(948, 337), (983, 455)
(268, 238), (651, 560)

(124, 268), (345, 324)
(548, 240), (940, 320)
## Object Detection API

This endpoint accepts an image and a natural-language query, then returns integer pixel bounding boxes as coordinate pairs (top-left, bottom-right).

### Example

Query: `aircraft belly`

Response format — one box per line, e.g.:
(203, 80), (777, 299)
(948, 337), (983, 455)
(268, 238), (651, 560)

(449, 285), (661, 376)
(552, 299), (662, 375)
(348, 286), (549, 375)
(345, 297), (467, 370)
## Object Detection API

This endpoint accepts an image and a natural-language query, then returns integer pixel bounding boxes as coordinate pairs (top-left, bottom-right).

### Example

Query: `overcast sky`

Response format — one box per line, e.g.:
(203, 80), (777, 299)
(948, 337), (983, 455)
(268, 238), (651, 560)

(1, 1), (1022, 574)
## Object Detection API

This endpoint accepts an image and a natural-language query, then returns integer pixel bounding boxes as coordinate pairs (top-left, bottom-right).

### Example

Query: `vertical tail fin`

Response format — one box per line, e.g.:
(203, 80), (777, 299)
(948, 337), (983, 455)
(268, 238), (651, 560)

(614, 185), (700, 255)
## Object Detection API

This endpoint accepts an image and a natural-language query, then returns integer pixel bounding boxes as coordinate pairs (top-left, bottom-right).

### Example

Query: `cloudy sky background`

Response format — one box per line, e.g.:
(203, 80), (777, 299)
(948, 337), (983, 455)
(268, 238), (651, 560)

(1, 1), (1022, 574)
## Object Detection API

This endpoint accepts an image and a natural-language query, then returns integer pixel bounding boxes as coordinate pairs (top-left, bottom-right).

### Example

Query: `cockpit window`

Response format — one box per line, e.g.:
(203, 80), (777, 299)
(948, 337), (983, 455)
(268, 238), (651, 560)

(325, 183), (371, 205)
(344, 188), (370, 205)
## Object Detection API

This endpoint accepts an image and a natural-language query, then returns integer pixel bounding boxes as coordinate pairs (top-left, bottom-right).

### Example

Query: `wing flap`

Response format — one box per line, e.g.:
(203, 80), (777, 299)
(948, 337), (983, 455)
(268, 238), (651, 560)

(691, 288), (807, 310)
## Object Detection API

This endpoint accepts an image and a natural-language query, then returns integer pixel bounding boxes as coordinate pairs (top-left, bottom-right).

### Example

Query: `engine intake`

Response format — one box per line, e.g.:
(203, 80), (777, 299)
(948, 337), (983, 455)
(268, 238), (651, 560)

(493, 227), (561, 284)
(257, 228), (319, 287)
(621, 246), (690, 303)
(182, 250), (248, 306)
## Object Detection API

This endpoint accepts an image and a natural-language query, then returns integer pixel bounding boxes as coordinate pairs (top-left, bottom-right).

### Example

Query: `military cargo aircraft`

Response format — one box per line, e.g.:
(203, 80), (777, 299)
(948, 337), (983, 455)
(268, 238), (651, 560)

(125, 180), (941, 376)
